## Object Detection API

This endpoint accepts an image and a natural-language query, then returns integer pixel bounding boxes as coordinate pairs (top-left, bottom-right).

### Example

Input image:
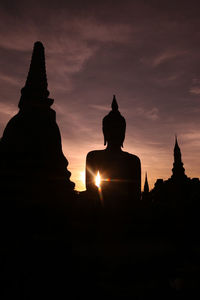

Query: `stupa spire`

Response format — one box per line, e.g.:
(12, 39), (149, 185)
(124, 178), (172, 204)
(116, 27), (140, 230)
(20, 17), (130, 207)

(174, 135), (182, 163)
(19, 41), (53, 109)
(144, 172), (149, 193)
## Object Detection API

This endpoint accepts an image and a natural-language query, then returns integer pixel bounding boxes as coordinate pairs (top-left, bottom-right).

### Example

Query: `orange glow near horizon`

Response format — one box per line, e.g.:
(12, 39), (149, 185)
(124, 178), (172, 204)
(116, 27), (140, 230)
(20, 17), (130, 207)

(66, 140), (200, 193)
(72, 169), (169, 192)
(80, 171), (85, 187)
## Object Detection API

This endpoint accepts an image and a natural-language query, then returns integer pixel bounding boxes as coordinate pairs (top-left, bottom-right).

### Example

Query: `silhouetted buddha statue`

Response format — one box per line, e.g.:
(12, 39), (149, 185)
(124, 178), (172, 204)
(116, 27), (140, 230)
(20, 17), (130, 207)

(0, 41), (74, 202)
(86, 96), (141, 212)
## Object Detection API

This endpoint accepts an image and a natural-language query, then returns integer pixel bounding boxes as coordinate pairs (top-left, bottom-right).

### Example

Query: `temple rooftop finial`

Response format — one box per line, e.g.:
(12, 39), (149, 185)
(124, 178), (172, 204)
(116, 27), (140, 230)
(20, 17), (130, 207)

(19, 41), (53, 109)
(112, 95), (118, 112)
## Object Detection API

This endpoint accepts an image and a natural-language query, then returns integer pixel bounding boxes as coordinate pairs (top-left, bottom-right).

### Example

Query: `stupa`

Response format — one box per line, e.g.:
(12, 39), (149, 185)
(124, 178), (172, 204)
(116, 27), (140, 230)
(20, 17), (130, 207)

(0, 42), (75, 202)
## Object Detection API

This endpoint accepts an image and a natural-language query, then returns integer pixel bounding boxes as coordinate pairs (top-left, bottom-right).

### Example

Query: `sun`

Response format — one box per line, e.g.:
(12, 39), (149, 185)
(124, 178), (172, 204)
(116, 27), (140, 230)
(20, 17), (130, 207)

(95, 171), (101, 188)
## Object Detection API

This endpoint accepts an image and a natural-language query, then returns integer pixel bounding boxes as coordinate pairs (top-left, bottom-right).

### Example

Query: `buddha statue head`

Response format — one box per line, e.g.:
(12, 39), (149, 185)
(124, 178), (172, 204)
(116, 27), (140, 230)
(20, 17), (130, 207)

(103, 95), (126, 148)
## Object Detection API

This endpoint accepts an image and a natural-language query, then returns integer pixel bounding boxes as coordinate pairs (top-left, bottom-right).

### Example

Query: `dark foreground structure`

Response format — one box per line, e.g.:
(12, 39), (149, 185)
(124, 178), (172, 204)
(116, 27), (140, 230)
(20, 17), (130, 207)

(1, 42), (200, 299)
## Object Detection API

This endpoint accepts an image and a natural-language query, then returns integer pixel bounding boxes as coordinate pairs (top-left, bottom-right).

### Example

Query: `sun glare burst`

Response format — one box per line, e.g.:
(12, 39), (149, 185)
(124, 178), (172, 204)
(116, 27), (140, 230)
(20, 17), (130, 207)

(95, 171), (101, 188)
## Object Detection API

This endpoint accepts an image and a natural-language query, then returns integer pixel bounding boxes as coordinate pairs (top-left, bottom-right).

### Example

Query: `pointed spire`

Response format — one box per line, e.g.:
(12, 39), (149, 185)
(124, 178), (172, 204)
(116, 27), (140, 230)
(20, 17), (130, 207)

(144, 172), (149, 193)
(19, 41), (53, 109)
(174, 134), (180, 150)
(174, 134), (181, 162)
(111, 95), (118, 112)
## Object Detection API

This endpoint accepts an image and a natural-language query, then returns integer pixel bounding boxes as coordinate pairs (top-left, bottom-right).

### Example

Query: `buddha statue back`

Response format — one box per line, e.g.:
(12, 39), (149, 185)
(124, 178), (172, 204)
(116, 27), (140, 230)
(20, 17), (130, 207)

(86, 96), (141, 214)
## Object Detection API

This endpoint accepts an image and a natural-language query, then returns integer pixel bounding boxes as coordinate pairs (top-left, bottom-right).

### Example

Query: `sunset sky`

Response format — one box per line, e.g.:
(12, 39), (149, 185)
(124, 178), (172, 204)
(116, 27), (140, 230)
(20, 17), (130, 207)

(0, 0), (200, 191)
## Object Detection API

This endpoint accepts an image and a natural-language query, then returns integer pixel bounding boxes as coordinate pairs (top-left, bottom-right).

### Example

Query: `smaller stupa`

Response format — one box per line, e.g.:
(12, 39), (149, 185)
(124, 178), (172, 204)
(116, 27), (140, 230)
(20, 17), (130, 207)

(171, 136), (187, 181)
